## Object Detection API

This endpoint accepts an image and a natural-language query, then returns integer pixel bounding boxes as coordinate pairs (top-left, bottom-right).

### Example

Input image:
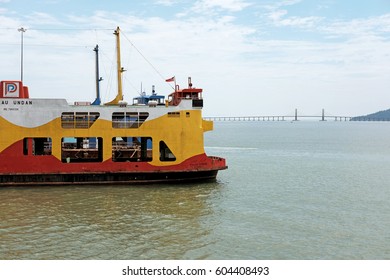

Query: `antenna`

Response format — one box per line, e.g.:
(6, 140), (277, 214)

(92, 45), (102, 105)
(18, 27), (26, 82)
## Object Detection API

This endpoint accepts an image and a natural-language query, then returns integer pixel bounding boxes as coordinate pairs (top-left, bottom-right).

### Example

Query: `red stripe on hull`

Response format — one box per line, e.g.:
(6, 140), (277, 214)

(0, 140), (227, 175)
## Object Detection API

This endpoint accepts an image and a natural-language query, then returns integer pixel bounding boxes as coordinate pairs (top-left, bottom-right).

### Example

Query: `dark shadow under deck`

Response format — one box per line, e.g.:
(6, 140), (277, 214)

(0, 169), (221, 186)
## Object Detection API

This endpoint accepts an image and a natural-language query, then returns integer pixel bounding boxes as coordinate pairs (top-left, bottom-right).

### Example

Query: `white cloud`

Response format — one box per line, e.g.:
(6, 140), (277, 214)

(265, 2), (323, 29)
(192, 0), (252, 13)
(275, 14), (323, 28)
(268, 9), (288, 21)
(322, 14), (390, 38)
(263, 0), (302, 11)
(155, 0), (176, 6)
(25, 12), (64, 26)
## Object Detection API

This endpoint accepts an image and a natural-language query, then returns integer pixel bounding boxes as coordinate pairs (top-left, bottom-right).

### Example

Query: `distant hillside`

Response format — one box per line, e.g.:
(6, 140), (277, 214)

(351, 109), (390, 121)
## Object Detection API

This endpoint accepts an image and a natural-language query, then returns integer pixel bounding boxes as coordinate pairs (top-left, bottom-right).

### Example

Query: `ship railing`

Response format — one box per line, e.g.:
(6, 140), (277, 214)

(112, 142), (141, 151)
(61, 112), (100, 129)
(61, 121), (91, 129)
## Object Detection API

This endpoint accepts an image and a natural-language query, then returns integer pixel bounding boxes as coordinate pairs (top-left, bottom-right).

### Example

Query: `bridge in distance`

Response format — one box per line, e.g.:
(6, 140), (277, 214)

(204, 109), (390, 122)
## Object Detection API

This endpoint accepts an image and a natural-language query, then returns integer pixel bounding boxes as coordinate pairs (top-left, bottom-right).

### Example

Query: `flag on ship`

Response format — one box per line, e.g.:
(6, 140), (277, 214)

(165, 76), (175, 82)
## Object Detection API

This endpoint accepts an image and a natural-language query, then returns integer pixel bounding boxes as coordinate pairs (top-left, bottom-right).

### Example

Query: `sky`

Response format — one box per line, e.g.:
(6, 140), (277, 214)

(1, 0), (389, 117)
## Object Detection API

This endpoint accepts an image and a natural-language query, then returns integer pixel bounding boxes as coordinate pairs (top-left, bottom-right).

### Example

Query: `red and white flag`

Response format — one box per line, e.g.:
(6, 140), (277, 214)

(165, 76), (175, 82)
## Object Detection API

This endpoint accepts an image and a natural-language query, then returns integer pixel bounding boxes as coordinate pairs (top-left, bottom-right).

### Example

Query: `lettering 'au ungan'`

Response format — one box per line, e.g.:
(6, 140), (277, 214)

(1, 100), (33, 105)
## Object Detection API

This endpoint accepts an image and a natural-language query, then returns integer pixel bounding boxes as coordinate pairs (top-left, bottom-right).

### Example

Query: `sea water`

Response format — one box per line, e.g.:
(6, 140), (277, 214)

(0, 121), (389, 259)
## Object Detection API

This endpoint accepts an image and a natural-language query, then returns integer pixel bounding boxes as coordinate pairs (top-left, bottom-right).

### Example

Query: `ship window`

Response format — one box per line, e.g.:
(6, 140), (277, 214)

(23, 137), (52, 156)
(61, 112), (100, 129)
(159, 141), (176, 161)
(61, 137), (103, 163)
(112, 112), (149, 128)
(23, 138), (28, 155)
(112, 137), (152, 162)
(186, 112), (190, 117)
(168, 112), (180, 118)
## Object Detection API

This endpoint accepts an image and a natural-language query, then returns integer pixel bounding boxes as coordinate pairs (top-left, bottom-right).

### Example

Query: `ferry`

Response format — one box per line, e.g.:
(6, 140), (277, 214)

(0, 27), (227, 186)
